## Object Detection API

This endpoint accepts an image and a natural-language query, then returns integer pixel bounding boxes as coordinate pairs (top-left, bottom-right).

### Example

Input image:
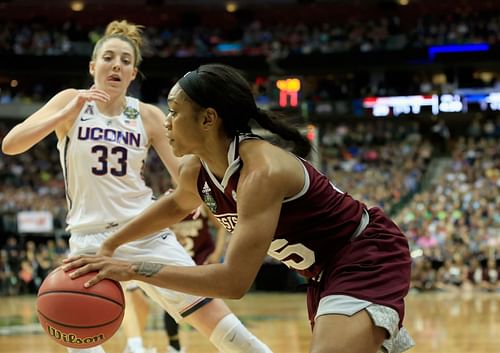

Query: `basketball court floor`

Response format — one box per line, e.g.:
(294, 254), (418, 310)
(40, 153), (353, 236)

(0, 291), (498, 353)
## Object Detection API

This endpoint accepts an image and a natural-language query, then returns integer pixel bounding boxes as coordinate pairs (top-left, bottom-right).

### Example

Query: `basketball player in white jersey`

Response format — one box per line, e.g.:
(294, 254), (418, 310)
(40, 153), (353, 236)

(1, 20), (272, 353)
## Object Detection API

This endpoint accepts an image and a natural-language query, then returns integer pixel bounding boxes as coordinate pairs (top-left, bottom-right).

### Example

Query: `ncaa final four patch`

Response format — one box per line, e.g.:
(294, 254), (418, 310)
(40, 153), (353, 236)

(202, 182), (217, 213)
(123, 106), (139, 120)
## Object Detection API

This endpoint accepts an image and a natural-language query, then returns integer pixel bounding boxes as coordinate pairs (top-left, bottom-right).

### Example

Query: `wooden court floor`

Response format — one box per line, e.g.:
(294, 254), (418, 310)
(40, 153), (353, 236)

(0, 291), (498, 353)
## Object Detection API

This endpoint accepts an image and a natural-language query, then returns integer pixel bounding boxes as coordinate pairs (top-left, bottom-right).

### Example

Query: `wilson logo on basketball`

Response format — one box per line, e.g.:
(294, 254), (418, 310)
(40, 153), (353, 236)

(47, 325), (104, 345)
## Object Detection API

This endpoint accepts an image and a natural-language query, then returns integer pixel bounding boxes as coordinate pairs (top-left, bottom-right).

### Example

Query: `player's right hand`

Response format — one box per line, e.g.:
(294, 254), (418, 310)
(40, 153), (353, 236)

(60, 87), (110, 122)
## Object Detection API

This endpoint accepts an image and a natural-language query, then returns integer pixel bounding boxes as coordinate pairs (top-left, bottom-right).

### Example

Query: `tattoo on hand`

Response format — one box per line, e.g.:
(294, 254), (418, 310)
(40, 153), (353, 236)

(134, 262), (164, 277)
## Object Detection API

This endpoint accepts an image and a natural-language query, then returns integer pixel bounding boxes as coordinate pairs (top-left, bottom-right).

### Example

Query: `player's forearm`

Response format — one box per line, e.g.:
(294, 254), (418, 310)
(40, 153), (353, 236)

(129, 262), (250, 299)
(105, 195), (188, 250)
(2, 112), (65, 154)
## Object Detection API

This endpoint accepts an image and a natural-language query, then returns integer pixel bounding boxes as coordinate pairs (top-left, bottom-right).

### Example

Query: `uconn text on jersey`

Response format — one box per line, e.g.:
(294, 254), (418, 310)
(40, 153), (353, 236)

(77, 126), (141, 147)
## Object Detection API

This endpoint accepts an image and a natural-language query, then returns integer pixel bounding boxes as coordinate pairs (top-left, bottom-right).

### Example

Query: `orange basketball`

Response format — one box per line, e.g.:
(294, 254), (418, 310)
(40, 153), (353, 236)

(36, 266), (125, 348)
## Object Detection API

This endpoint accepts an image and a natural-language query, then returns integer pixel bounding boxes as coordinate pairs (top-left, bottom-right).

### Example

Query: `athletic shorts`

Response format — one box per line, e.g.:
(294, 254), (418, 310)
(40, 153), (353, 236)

(69, 229), (211, 322)
(315, 295), (415, 353)
(307, 207), (414, 353)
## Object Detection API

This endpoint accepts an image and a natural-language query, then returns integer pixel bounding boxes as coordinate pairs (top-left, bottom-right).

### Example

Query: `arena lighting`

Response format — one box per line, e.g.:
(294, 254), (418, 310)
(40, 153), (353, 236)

(70, 1), (85, 12)
(225, 1), (238, 13)
(428, 43), (490, 61)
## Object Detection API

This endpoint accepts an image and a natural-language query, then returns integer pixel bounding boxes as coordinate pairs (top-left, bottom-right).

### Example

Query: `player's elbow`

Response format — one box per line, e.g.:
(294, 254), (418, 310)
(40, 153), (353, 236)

(1, 130), (28, 155)
(225, 281), (251, 299)
(1, 137), (17, 155)
(226, 288), (247, 300)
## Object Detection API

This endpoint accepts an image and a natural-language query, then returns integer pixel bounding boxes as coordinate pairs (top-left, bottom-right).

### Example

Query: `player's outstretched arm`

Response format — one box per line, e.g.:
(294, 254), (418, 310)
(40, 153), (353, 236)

(2, 88), (109, 154)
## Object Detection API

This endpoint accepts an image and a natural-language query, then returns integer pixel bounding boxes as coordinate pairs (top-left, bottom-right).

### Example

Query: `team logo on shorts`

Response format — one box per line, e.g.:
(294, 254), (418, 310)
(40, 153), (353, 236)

(202, 182), (217, 213)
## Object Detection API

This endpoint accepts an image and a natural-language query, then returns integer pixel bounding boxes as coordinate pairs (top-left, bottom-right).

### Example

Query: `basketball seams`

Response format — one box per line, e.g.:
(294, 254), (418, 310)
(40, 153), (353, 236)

(36, 269), (125, 348)
(37, 309), (124, 329)
(110, 279), (125, 303)
(38, 290), (125, 307)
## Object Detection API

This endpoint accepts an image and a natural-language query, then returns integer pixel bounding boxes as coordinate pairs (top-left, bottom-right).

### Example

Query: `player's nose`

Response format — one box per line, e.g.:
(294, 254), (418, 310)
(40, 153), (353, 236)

(164, 114), (172, 129)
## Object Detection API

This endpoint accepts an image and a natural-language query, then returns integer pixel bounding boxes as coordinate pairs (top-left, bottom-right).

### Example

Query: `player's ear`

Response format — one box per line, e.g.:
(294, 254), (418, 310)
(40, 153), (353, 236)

(131, 67), (138, 81)
(89, 61), (95, 77)
(201, 108), (218, 130)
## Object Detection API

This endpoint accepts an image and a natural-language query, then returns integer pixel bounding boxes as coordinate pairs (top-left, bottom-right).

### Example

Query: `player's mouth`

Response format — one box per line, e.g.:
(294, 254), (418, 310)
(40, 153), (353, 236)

(106, 74), (121, 83)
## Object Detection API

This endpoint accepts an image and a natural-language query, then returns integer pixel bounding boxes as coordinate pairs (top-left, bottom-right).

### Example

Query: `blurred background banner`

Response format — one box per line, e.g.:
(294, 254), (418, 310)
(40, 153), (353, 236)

(16, 211), (53, 234)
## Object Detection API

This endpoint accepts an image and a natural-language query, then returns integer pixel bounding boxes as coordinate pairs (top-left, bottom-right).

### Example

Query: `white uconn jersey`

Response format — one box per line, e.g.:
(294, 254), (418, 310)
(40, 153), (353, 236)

(57, 96), (154, 233)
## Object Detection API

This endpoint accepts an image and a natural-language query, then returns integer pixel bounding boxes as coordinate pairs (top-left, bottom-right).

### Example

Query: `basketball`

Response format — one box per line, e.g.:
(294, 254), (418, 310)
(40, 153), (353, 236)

(36, 266), (125, 348)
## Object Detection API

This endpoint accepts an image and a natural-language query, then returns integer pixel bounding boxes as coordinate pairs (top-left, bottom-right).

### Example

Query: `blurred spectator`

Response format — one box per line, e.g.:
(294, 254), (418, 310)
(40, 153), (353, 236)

(2, 7), (500, 59)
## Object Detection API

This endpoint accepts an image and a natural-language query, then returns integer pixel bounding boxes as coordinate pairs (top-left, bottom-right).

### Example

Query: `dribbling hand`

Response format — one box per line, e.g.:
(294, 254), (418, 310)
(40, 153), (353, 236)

(62, 255), (133, 287)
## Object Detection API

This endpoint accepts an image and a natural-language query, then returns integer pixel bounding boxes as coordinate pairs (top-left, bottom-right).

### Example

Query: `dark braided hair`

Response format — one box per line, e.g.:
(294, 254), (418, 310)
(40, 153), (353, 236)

(178, 63), (311, 158)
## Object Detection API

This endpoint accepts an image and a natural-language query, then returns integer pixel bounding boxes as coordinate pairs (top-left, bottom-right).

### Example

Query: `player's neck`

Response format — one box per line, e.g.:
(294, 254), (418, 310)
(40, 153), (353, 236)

(198, 137), (233, 180)
(95, 96), (127, 117)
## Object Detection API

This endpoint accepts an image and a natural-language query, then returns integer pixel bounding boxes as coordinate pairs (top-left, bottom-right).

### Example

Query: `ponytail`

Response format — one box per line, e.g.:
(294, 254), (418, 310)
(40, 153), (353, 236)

(178, 63), (312, 158)
(253, 109), (311, 158)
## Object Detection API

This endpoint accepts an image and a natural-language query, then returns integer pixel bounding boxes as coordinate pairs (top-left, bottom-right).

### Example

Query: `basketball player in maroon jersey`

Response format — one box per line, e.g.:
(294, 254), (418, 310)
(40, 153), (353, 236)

(64, 64), (414, 353)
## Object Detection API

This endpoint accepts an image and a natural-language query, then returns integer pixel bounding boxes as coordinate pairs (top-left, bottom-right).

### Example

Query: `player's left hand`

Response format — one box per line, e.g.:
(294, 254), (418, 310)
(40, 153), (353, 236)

(62, 255), (134, 287)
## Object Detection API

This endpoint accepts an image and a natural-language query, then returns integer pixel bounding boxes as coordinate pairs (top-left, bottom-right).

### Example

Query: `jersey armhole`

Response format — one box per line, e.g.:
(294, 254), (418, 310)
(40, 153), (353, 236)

(283, 157), (310, 203)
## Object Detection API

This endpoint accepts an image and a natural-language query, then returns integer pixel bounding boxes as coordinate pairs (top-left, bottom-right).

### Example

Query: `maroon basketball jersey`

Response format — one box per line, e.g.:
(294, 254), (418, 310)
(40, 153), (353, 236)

(171, 213), (215, 265)
(196, 137), (365, 274)
(197, 137), (411, 327)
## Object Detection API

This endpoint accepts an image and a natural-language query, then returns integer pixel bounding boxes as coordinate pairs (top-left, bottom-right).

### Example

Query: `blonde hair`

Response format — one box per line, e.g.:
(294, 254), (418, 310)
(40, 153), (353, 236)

(92, 20), (144, 67)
